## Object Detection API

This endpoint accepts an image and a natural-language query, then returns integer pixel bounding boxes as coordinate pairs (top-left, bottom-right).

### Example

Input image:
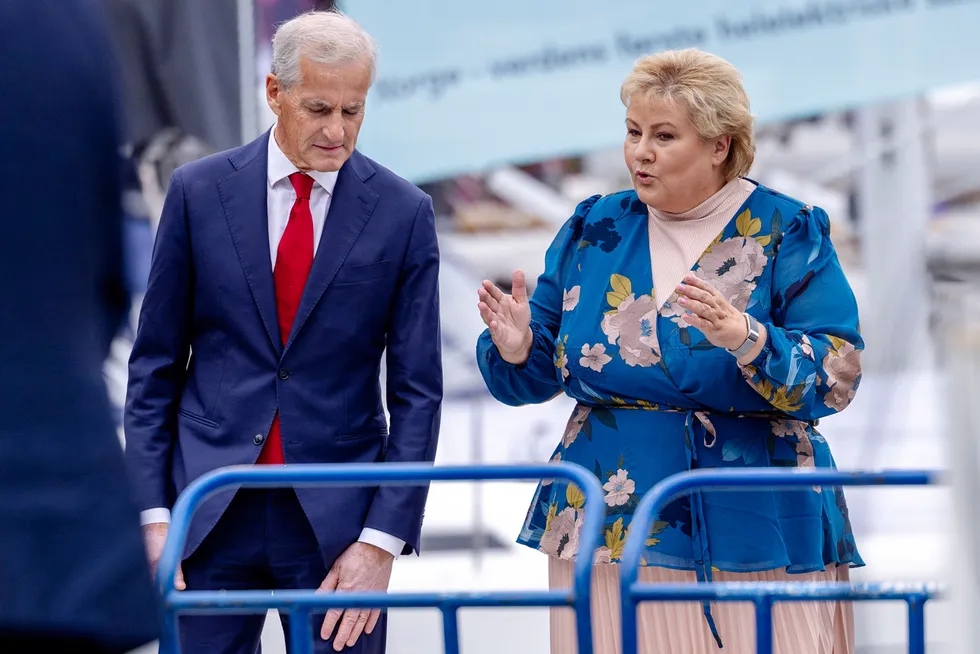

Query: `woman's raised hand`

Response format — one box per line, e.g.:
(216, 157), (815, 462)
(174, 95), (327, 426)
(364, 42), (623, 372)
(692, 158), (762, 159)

(478, 270), (533, 365)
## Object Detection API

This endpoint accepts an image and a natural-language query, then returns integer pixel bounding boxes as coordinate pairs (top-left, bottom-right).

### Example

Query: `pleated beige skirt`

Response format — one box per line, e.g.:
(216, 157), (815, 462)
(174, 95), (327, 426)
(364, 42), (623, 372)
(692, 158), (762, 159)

(549, 558), (853, 654)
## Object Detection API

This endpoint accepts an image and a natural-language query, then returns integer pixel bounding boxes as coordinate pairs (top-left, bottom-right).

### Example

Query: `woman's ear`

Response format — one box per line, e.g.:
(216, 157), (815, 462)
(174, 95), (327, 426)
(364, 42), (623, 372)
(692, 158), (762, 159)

(712, 135), (732, 167)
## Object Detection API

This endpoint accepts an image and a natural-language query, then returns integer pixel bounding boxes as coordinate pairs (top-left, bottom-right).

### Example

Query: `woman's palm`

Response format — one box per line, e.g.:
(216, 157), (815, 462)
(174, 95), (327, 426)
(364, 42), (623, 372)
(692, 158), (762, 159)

(478, 270), (532, 359)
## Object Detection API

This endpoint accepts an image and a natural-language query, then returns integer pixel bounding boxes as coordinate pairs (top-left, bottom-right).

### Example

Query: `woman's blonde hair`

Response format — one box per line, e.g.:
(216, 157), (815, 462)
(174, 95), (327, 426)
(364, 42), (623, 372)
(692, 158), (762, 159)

(620, 49), (755, 181)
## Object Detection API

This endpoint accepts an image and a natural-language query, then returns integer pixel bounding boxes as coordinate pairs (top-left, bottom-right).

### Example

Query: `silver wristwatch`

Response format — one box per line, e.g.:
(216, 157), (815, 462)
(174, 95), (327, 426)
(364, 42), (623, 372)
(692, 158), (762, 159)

(727, 313), (760, 358)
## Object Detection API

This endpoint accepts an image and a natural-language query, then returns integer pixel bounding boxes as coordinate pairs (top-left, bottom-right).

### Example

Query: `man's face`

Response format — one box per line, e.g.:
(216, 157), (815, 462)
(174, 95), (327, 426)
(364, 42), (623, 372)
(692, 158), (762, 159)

(266, 55), (371, 171)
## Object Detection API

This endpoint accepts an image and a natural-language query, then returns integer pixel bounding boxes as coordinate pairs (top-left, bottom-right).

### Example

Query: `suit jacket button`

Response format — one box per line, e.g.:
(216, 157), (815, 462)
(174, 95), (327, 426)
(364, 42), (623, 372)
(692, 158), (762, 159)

(278, 369), (290, 380)
(253, 433), (265, 445)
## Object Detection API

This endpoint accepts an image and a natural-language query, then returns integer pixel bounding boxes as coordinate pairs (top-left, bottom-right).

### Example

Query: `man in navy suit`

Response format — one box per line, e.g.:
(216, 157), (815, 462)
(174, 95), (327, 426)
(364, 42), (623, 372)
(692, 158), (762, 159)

(125, 9), (442, 653)
(0, 1), (159, 652)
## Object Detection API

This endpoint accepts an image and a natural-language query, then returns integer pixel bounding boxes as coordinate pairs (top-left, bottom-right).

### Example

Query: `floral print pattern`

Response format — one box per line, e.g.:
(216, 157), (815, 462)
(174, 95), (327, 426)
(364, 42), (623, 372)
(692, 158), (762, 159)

(603, 469), (635, 506)
(579, 343), (612, 372)
(580, 216), (622, 253)
(800, 334), (814, 359)
(771, 419), (821, 491)
(822, 336), (861, 411)
(562, 286), (580, 312)
(659, 294), (691, 328)
(554, 334), (569, 380)
(539, 506), (581, 559)
(593, 517), (628, 564)
(600, 275), (662, 367)
(695, 236), (767, 311)
(540, 450), (562, 486)
(561, 405), (590, 448)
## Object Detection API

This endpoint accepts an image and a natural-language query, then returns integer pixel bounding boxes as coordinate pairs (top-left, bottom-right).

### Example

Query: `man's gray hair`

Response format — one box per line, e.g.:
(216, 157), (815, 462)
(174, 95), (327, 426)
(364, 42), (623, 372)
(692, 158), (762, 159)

(272, 10), (378, 89)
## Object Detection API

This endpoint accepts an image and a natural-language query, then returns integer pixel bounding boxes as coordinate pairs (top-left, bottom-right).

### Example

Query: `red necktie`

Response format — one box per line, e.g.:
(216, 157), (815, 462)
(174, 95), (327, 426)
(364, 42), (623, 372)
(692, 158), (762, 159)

(258, 172), (315, 465)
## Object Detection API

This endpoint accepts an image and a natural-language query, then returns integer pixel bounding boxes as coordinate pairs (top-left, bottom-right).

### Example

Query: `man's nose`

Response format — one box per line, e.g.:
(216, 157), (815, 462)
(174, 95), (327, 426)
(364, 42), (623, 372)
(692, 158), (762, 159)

(321, 113), (344, 143)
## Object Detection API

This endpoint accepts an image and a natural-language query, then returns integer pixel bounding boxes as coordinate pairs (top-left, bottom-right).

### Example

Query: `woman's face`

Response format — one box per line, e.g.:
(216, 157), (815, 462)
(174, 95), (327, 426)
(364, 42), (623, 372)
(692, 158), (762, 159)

(624, 95), (731, 213)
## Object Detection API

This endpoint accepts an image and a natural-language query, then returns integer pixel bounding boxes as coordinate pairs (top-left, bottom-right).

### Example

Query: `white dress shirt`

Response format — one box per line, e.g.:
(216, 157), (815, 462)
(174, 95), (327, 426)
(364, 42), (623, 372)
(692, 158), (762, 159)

(139, 129), (405, 559)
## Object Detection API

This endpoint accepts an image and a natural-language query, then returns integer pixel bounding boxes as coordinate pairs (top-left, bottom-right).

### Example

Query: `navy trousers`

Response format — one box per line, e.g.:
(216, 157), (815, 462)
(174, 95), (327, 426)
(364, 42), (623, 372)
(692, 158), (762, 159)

(179, 489), (387, 654)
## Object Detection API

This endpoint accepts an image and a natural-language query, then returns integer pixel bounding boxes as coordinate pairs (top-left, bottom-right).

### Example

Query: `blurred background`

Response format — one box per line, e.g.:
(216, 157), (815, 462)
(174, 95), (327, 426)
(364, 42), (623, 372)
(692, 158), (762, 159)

(97, 0), (980, 652)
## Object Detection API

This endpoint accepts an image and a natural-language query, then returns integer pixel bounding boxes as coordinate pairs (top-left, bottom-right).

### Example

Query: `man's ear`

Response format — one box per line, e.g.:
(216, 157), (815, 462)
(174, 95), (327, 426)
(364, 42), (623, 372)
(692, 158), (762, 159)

(266, 73), (284, 117)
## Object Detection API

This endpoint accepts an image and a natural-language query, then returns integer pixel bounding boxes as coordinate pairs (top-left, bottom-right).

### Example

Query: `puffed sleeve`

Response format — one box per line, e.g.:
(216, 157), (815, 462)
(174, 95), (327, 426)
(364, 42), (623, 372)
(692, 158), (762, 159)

(738, 205), (864, 420)
(475, 195), (600, 406)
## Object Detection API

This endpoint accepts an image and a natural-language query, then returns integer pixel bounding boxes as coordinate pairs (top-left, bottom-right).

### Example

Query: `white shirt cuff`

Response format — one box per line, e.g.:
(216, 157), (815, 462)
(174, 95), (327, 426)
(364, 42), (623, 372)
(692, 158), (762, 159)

(140, 507), (171, 526)
(358, 528), (405, 558)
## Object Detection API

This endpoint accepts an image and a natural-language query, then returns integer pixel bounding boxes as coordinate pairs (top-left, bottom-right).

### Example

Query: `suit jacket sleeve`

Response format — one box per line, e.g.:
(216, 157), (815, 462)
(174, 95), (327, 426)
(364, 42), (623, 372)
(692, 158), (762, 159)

(123, 168), (193, 511)
(365, 194), (442, 555)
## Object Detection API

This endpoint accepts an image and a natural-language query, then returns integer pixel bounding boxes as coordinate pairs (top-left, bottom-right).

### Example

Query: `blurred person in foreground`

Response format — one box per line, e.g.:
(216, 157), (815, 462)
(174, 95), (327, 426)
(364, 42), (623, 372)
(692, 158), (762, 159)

(0, 1), (159, 652)
(476, 49), (863, 653)
(125, 9), (441, 654)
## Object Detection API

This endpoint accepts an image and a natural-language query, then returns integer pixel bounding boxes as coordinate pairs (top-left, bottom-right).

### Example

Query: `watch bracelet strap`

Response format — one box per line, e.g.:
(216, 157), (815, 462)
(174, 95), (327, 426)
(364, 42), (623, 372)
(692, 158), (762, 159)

(728, 313), (759, 358)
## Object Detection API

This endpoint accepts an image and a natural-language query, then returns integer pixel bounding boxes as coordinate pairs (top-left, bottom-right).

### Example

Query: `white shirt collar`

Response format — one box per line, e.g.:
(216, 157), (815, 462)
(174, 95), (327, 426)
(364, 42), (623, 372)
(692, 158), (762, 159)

(267, 126), (339, 195)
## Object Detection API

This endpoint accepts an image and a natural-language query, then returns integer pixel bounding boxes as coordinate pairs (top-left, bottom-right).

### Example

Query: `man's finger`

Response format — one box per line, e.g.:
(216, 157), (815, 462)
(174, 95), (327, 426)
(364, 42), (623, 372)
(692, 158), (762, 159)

(364, 609), (381, 635)
(175, 564), (186, 591)
(511, 270), (527, 302)
(344, 610), (370, 648)
(332, 609), (361, 651)
(321, 609), (343, 641)
(318, 567), (340, 592)
(318, 567), (342, 640)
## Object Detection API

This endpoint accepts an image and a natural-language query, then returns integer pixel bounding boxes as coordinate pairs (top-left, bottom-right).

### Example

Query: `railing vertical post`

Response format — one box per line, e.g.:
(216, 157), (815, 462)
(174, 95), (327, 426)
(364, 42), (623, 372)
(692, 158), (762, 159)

(441, 603), (461, 654)
(907, 594), (926, 654)
(754, 596), (773, 654)
(159, 609), (178, 654)
(620, 592), (638, 654)
(289, 609), (314, 654)
(574, 558), (595, 654)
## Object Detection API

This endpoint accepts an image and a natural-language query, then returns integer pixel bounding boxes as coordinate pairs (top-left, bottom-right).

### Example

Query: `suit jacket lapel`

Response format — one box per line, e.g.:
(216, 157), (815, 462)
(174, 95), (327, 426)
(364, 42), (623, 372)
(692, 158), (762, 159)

(285, 151), (379, 351)
(217, 132), (283, 353)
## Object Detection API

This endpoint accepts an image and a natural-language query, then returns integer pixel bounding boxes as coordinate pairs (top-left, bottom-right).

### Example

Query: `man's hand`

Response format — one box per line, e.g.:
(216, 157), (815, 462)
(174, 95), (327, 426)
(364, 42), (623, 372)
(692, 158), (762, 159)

(143, 522), (185, 590)
(318, 542), (394, 651)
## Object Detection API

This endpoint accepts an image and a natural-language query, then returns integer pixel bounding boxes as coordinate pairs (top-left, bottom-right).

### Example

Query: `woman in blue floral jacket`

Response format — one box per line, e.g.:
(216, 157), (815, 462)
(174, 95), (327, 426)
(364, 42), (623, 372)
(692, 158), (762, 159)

(476, 49), (863, 653)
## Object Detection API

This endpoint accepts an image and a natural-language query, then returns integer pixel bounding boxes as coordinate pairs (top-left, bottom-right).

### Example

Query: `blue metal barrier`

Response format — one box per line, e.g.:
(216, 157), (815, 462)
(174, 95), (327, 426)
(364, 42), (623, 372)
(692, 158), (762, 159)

(157, 462), (605, 654)
(620, 469), (942, 654)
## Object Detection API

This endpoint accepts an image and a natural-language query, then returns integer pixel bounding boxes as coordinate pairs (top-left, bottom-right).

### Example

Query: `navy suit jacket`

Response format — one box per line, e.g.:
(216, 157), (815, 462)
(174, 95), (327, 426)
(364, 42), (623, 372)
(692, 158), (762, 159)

(124, 132), (442, 562)
(0, 1), (159, 649)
